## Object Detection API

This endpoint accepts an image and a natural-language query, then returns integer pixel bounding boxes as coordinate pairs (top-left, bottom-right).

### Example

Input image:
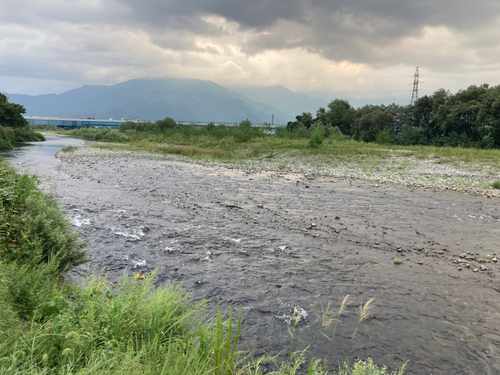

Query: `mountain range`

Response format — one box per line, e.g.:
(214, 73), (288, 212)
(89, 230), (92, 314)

(6, 78), (327, 124)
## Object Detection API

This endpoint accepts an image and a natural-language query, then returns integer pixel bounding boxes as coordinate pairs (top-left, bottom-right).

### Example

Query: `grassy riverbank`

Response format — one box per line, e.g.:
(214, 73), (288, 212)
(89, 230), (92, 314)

(51, 125), (500, 168)
(0, 159), (406, 374)
(44, 123), (500, 195)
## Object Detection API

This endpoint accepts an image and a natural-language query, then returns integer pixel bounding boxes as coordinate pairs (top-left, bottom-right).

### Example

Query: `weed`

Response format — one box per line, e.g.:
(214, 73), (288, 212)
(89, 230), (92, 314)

(337, 358), (407, 375)
(61, 146), (79, 153)
(492, 181), (500, 189)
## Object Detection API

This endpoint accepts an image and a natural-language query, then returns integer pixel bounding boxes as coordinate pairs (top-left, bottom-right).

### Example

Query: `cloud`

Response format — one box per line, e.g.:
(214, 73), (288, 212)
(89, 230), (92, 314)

(1, 0), (500, 99)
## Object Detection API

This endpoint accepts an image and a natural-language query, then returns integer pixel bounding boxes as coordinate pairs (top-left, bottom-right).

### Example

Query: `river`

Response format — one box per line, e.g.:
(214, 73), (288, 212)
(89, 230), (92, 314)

(3, 137), (500, 375)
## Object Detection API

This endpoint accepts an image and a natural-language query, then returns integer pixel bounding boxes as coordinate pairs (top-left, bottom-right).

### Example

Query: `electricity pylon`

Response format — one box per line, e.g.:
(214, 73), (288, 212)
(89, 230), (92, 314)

(410, 67), (420, 105)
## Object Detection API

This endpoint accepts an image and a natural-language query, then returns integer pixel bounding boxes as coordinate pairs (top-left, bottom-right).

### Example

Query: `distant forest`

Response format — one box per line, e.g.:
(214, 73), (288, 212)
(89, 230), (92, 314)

(286, 84), (500, 149)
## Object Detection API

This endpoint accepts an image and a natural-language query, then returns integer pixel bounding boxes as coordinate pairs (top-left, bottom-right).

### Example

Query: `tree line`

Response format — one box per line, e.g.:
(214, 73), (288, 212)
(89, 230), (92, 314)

(0, 93), (44, 149)
(286, 84), (500, 149)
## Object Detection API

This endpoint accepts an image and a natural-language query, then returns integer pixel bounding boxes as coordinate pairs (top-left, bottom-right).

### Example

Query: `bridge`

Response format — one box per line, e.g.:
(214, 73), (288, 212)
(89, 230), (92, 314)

(24, 116), (124, 129)
(24, 116), (280, 130)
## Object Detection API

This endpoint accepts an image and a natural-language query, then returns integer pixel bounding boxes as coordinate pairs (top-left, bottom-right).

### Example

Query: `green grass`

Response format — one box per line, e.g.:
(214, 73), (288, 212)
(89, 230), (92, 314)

(59, 126), (500, 172)
(492, 181), (500, 189)
(61, 146), (79, 153)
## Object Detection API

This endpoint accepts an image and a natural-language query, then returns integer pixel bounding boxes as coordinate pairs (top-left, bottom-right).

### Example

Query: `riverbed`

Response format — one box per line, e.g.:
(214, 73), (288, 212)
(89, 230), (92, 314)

(4, 137), (500, 375)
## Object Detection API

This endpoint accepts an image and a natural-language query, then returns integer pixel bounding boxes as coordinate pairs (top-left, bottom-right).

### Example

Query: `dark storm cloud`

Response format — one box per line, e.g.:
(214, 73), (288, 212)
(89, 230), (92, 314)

(106, 0), (500, 64)
(2, 0), (500, 74)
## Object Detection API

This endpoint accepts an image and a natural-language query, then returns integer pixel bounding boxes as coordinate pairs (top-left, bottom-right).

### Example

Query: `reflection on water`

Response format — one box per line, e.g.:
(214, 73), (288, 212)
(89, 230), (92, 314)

(0, 136), (85, 166)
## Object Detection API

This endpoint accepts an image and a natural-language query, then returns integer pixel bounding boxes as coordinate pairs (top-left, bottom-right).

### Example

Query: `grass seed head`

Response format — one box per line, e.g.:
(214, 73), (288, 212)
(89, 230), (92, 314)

(358, 298), (374, 323)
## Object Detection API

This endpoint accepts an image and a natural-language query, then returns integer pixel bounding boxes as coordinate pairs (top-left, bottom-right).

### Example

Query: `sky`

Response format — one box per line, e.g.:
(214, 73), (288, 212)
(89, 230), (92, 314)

(1, 0), (500, 104)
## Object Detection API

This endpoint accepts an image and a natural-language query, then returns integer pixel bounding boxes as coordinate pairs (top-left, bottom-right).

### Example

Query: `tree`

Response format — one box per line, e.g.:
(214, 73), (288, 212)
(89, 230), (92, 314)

(286, 112), (313, 130)
(155, 117), (177, 132)
(322, 99), (356, 136)
(354, 105), (394, 142)
(0, 93), (29, 129)
(0, 93), (44, 148)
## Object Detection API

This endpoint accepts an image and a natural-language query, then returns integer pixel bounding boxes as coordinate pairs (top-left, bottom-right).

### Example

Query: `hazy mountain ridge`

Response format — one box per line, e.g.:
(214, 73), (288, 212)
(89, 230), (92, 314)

(229, 85), (327, 117)
(6, 78), (328, 124)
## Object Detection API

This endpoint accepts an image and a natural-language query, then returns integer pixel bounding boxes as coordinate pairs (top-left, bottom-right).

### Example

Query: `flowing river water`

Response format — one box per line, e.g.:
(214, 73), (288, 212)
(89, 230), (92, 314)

(3, 136), (500, 374)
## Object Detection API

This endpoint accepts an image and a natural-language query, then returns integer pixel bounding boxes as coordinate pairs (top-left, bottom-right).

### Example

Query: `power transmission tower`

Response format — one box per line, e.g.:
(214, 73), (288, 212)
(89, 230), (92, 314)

(410, 66), (419, 104)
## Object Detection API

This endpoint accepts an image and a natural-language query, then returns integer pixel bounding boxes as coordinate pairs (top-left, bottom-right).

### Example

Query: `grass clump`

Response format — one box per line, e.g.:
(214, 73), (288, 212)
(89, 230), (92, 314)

(61, 146), (79, 153)
(492, 181), (500, 189)
(337, 358), (407, 375)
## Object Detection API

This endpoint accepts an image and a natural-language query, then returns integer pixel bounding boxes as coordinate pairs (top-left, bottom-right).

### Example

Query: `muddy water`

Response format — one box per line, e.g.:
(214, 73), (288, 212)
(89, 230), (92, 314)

(3, 140), (500, 375)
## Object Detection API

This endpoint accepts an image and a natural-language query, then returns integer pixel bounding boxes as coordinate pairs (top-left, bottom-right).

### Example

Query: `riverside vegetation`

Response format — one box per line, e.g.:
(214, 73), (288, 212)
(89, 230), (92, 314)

(0, 158), (406, 374)
(46, 108), (500, 193)
(0, 93), (45, 149)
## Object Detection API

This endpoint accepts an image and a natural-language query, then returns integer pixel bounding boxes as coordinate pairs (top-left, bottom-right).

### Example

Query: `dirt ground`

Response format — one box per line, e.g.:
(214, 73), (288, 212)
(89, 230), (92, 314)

(14, 144), (500, 375)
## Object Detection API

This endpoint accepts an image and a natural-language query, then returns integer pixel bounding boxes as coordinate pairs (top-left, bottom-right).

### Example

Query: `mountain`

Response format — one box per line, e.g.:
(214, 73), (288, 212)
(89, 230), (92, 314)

(6, 78), (317, 125)
(229, 85), (327, 119)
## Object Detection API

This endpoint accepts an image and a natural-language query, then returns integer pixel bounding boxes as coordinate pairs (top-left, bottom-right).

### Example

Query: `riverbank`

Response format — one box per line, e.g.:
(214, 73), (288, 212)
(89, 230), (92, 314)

(60, 143), (500, 198)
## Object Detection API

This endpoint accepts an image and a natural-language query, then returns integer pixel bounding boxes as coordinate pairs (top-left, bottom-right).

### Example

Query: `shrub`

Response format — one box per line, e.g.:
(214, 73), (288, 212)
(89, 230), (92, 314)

(0, 161), (87, 272)
(156, 117), (177, 132)
(0, 126), (15, 149)
(309, 129), (324, 148)
(234, 119), (258, 143)
(329, 126), (345, 142)
(375, 129), (393, 145)
(492, 181), (500, 189)
(14, 125), (45, 142)
(69, 128), (130, 142)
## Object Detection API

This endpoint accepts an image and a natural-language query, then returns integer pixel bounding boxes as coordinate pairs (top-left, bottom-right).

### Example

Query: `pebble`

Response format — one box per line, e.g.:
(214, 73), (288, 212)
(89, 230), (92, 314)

(56, 145), (500, 197)
(394, 259), (403, 264)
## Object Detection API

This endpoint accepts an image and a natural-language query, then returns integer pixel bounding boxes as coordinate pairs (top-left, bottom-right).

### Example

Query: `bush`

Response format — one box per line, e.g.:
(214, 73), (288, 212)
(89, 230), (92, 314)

(309, 129), (324, 148)
(156, 117), (177, 132)
(375, 129), (393, 145)
(69, 128), (130, 142)
(14, 126), (45, 142)
(234, 119), (262, 143)
(0, 126), (15, 149)
(32, 124), (59, 131)
(492, 181), (500, 189)
(0, 161), (87, 272)
(329, 126), (345, 142)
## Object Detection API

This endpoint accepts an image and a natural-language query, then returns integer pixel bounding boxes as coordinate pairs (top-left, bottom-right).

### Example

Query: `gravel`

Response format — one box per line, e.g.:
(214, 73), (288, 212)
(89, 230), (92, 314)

(57, 146), (500, 198)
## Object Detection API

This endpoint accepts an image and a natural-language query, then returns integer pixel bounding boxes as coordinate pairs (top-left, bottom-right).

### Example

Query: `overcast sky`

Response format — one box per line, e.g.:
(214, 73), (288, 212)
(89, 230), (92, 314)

(1, 0), (500, 103)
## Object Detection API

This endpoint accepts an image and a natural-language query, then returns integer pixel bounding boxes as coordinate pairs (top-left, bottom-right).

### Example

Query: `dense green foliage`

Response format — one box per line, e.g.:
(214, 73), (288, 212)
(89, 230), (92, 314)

(287, 84), (500, 149)
(0, 94), (45, 149)
(0, 160), (87, 273)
